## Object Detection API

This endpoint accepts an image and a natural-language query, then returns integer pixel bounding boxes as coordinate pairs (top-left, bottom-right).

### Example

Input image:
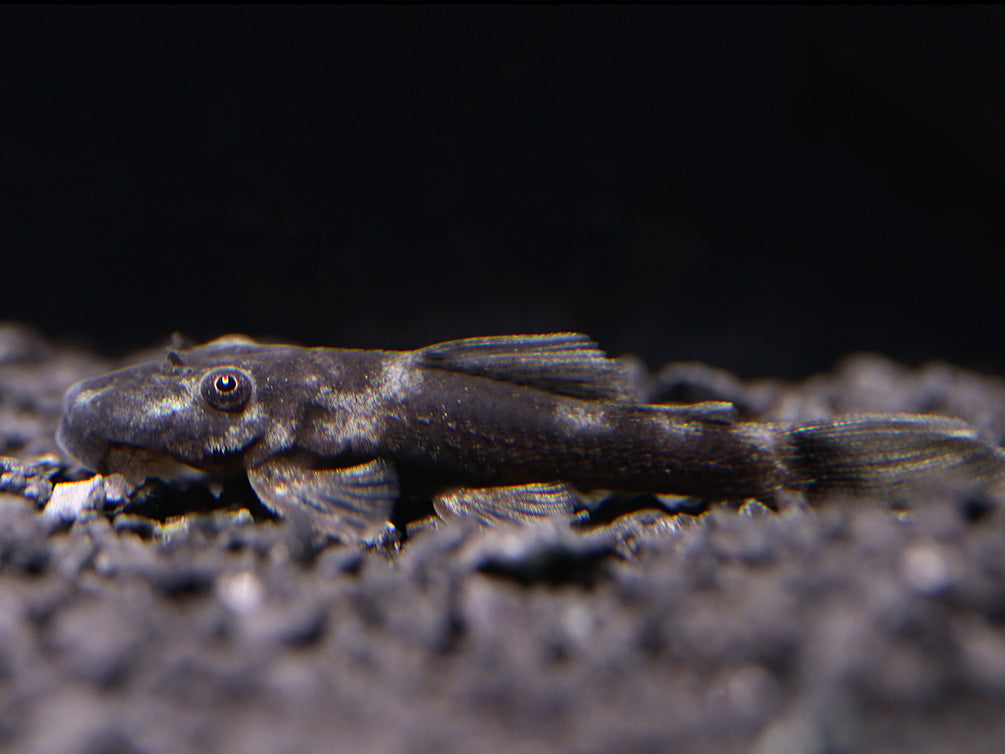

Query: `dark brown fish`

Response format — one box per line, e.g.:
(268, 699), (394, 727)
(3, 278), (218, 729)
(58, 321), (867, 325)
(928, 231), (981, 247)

(56, 333), (1005, 537)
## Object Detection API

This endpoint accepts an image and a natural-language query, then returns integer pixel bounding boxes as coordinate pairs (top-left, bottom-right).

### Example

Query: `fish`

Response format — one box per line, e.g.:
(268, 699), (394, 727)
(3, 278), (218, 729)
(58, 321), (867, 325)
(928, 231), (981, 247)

(56, 333), (1005, 538)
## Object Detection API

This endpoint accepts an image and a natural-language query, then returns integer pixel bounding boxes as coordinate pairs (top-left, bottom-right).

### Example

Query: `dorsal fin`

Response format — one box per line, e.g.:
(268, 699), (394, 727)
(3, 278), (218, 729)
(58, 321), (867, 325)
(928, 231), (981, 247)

(416, 333), (633, 401)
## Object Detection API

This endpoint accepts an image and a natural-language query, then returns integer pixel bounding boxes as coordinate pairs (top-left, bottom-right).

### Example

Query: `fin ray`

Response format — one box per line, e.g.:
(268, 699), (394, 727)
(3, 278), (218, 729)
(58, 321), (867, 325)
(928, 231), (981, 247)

(433, 482), (578, 527)
(416, 333), (632, 401)
(784, 414), (1005, 495)
(248, 457), (398, 536)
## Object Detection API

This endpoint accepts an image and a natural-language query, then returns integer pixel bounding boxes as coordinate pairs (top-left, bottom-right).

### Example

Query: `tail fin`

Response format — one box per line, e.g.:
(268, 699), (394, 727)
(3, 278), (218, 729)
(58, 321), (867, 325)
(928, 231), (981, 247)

(782, 414), (1005, 496)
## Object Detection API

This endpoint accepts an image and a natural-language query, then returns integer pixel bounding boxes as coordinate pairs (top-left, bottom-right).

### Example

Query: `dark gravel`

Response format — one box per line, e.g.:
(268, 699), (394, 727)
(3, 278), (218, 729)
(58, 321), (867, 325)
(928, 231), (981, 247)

(2, 322), (1005, 754)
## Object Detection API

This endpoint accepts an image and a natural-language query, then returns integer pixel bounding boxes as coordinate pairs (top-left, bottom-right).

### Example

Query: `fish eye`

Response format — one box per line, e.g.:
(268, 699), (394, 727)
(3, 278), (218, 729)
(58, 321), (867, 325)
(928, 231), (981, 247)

(200, 368), (252, 412)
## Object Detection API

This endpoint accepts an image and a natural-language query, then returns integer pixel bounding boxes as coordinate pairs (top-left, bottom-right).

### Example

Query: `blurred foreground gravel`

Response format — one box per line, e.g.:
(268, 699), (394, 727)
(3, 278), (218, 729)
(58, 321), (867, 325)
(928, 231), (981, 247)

(2, 323), (1005, 754)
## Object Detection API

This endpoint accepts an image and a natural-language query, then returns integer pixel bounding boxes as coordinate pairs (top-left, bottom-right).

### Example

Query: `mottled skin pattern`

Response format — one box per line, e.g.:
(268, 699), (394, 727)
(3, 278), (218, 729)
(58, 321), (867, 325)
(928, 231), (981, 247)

(57, 339), (781, 498)
(372, 366), (783, 499)
(56, 334), (1005, 533)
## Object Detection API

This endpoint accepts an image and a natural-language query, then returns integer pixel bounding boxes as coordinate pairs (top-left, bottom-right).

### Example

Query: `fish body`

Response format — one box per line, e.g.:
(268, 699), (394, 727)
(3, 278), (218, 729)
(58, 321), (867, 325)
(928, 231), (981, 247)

(56, 334), (1004, 536)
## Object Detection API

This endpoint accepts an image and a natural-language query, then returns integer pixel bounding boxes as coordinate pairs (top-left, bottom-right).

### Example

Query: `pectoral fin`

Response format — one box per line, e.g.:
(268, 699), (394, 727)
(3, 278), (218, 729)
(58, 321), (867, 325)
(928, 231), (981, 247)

(433, 482), (578, 527)
(416, 333), (633, 401)
(248, 457), (399, 537)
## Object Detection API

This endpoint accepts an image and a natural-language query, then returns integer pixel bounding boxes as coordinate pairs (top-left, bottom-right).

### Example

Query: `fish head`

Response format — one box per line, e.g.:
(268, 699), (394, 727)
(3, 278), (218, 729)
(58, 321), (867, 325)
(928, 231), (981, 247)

(56, 341), (319, 483)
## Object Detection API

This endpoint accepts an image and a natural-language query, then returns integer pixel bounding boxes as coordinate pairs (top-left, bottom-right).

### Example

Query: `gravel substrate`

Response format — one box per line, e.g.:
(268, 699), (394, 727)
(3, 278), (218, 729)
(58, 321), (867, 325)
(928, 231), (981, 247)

(1, 323), (1005, 754)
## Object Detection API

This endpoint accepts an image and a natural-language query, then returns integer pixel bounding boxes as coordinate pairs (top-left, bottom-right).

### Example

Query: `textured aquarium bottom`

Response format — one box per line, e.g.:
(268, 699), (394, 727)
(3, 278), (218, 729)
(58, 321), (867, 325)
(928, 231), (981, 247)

(1, 323), (1005, 753)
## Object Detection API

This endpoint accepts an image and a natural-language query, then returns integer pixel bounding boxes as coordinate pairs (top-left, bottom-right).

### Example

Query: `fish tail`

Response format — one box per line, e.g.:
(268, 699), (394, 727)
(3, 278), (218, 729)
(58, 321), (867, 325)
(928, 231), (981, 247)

(780, 414), (1005, 495)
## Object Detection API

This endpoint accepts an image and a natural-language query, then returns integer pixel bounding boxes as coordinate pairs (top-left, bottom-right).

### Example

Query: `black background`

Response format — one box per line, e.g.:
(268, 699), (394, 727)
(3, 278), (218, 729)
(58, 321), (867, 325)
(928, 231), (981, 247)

(2, 7), (1002, 377)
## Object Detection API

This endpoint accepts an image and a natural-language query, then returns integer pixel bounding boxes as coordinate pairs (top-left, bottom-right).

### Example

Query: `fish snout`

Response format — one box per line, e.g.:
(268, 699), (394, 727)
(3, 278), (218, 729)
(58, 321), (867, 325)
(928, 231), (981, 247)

(56, 379), (109, 472)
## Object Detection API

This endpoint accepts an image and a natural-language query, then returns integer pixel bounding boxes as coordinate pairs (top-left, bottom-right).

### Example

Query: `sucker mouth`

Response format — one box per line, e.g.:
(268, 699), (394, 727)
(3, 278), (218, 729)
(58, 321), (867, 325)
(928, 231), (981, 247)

(102, 444), (208, 487)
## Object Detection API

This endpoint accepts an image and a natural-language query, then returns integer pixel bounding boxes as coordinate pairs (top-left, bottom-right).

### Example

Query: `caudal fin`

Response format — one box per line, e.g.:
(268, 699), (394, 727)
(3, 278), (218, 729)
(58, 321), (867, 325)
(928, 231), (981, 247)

(782, 414), (1005, 495)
